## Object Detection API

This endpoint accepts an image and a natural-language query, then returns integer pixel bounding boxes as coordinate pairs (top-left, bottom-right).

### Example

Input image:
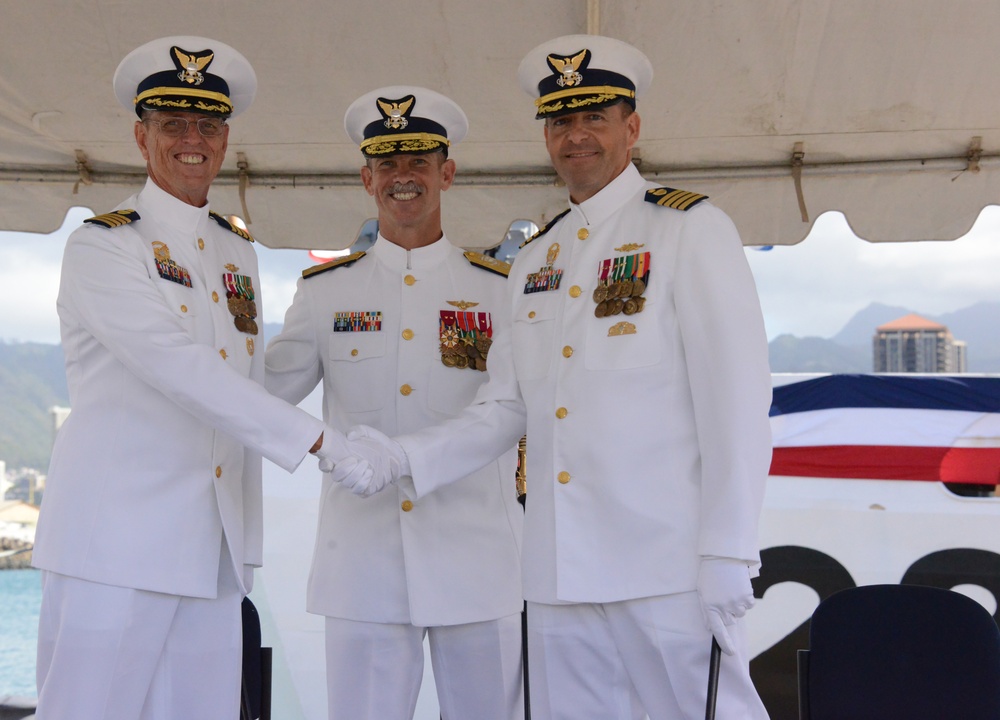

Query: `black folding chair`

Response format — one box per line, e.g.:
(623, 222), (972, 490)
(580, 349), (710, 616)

(797, 584), (1000, 720)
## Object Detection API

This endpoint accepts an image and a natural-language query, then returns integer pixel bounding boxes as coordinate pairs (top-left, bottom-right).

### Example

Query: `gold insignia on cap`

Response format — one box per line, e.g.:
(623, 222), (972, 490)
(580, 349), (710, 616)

(172, 47), (214, 86)
(447, 300), (480, 311)
(548, 49), (588, 88)
(378, 96), (415, 130)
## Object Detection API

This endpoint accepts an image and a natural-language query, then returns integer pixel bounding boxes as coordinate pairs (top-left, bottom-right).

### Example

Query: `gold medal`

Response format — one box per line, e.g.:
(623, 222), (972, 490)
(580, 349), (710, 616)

(593, 285), (609, 303)
(442, 354), (457, 368)
(632, 279), (646, 297)
(595, 301), (608, 318)
(455, 355), (469, 369)
(235, 316), (259, 335)
(610, 299), (625, 316)
(623, 298), (639, 315)
(618, 279), (633, 297)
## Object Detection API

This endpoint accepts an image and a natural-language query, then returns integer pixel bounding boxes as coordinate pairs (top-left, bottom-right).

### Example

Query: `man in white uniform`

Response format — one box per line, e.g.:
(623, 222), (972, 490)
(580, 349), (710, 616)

(32, 36), (357, 720)
(338, 36), (773, 719)
(265, 86), (524, 720)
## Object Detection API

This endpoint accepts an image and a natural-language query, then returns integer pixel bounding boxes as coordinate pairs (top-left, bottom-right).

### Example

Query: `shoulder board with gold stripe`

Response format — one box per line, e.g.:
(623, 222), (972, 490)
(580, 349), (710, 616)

(463, 251), (510, 277)
(83, 209), (140, 229)
(644, 187), (708, 211)
(209, 211), (254, 242)
(302, 251), (367, 279)
(520, 208), (570, 248)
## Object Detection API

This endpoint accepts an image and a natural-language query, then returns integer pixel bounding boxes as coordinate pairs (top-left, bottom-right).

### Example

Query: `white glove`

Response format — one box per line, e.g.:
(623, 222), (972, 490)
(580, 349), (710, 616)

(314, 427), (374, 491)
(332, 425), (409, 497)
(314, 427), (352, 472)
(696, 557), (755, 656)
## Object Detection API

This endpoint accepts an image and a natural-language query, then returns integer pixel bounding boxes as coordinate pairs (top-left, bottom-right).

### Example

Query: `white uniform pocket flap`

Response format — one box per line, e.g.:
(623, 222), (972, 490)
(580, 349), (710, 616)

(329, 331), (386, 363)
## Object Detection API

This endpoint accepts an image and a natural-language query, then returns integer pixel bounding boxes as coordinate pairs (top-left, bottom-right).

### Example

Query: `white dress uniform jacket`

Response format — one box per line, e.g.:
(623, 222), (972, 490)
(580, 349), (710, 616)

(400, 163), (772, 605)
(265, 235), (523, 626)
(33, 178), (324, 599)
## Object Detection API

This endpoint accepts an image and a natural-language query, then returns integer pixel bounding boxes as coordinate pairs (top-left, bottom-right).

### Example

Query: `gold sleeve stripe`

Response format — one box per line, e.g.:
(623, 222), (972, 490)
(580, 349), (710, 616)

(209, 212), (254, 242)
(302, 251), (367, 279)
(463, 251), (511, 277)
(83, 209), (140, 228)
(521, 208), (570, 248)
(644, 187), (708, 211)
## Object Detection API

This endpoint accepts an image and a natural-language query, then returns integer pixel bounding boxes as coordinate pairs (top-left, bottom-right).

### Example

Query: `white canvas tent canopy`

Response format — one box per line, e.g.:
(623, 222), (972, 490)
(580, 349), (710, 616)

(4, 0), (1000, 251)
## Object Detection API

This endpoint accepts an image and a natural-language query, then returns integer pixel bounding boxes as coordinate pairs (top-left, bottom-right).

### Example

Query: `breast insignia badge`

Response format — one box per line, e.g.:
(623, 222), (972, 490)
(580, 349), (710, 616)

(152, 241), (193, 288)
(608, 321), (637, 337)
(524, 242), (564, 294)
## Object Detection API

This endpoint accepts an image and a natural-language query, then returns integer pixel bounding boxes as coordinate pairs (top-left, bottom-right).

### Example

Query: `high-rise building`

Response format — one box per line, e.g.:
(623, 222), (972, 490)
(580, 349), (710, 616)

(951, 340), (968, 374)
(873, 313), (966, 373)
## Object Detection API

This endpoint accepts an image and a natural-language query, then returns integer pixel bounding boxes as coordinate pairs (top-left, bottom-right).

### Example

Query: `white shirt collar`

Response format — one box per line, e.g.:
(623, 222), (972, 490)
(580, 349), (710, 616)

(136, 177), (211, 232)
(371, 232), (453, 272)
(571, 163), (646, 227)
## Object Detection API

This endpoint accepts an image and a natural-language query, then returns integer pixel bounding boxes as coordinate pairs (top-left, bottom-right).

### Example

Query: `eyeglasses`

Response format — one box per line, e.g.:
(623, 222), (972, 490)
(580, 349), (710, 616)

(144, 117), (227, 137)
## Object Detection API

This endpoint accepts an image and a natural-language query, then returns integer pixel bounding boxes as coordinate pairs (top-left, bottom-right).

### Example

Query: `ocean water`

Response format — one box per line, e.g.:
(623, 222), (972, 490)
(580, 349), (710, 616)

(0, 568), (40, 697)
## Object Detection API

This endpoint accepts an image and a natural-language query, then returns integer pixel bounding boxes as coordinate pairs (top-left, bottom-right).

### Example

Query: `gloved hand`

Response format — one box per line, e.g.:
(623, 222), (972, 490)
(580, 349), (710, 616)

(696, 557), (755, 656)
(332, 425), (409, 497)
(314, 427), (352, 472)
(313, 427), (374, 490)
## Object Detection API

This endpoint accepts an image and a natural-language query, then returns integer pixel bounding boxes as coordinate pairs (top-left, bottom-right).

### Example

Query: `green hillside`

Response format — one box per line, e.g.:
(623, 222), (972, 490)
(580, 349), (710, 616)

(0, 341), (68, 470)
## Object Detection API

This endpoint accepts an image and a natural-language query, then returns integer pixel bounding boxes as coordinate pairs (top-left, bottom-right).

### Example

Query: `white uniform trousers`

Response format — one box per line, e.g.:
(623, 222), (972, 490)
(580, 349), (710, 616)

(324, 613), (524, 720)
(36, 548), (243, 720)
(526, 593), (769, 720)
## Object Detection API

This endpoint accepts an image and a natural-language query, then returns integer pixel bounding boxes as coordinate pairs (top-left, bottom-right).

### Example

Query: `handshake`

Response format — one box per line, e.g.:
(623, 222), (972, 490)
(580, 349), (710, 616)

(313, 425), (409, 497)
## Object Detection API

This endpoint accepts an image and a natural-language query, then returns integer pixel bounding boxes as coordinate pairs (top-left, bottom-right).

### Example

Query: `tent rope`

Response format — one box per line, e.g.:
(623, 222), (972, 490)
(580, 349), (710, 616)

(791, 142), (809, 223)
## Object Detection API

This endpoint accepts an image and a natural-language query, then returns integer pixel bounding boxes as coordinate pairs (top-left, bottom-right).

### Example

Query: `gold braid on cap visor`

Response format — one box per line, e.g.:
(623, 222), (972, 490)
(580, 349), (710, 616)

(135, 86), (234, 114)
(535, 85), (635, 115)
(361, 132), (450, 155)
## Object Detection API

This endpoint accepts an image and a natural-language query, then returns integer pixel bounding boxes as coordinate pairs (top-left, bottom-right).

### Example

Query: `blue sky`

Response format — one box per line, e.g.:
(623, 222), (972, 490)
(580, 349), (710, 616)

(3, 204), (1000, 345)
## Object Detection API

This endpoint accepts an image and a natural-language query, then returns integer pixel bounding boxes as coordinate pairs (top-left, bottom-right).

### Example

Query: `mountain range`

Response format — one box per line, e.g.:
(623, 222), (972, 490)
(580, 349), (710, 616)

(3, 303), (999, 471)
(769, 301), (1000, 374)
